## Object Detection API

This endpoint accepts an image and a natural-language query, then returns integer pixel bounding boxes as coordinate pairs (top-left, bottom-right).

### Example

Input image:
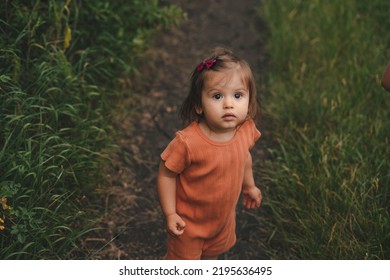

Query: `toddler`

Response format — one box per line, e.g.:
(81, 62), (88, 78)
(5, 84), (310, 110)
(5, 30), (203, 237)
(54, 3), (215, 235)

(157, 47), (262, 260)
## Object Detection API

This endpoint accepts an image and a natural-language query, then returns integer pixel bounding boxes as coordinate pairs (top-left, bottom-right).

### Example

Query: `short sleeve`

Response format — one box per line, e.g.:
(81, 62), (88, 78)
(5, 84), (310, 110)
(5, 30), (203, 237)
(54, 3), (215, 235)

(243, 118), (261, 149)
(252, 121), (261, 145)
(161, 133), (191, 174)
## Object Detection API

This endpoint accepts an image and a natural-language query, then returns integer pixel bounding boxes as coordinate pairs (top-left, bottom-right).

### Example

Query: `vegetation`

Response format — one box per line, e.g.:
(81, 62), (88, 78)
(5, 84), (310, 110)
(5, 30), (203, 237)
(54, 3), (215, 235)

(0, 0), (182, 259)
(258, 0), (389, 259)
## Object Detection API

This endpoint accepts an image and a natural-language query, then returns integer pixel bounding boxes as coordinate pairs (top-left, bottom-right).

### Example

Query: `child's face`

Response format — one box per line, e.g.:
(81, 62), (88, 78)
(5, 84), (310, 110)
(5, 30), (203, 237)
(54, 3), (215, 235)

(197, 67), (249, 133)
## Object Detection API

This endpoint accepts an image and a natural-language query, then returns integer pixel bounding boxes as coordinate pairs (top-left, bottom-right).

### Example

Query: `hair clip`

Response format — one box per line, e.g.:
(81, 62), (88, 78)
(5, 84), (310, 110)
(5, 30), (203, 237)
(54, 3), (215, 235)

(196, 56), (217, 72)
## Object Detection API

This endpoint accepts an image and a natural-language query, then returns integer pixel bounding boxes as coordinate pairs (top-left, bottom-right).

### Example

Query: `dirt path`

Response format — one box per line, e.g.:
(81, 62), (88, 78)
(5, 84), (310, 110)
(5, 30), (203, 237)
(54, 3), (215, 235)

(84, 0), (268, 260)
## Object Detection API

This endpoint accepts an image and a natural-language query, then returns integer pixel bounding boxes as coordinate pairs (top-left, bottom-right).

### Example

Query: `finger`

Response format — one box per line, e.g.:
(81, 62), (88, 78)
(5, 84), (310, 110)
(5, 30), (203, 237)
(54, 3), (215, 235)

(178, 219), (186, 229)
(173, 230), (184, 237)
(251, 200), (256, 209)
(169, 228), (184, 237)
(243, 195), (248, 206)
(257, 194), (262, 207)
(243, 197), (249, 208)
(244, 199), (253, 209)
(168, 230), (179, 238)
(175, 220), (186, 236)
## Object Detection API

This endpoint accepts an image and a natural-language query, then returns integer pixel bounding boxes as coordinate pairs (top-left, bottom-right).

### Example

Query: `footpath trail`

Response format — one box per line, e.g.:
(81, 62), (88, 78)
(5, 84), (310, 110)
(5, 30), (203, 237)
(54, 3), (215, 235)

(85, 0), (268, 260)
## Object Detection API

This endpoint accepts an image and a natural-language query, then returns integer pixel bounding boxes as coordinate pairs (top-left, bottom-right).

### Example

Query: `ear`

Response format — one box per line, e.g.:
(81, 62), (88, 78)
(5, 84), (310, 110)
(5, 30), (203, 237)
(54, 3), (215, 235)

(195, 105), (203, 115)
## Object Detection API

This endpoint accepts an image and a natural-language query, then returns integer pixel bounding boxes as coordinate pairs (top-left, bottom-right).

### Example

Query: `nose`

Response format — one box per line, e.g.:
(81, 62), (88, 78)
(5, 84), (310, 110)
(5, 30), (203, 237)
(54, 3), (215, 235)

(223, 96), (234, 109)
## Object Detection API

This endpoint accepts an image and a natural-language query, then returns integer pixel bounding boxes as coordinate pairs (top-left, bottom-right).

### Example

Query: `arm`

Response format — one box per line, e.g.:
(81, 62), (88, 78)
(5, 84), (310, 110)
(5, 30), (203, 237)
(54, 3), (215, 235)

(157, 161), (186, 236)
(241, 153), (262, 209)
(381, 61), (390, 92)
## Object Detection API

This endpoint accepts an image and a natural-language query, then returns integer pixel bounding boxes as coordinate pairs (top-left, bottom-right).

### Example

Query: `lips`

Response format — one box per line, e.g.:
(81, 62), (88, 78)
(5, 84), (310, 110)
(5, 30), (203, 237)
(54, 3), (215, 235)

(222, 113), (236, 120)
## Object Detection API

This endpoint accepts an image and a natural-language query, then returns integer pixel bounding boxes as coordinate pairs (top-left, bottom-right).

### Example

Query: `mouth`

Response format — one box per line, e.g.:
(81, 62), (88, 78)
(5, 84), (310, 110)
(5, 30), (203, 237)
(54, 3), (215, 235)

(222, 113), (236, 120)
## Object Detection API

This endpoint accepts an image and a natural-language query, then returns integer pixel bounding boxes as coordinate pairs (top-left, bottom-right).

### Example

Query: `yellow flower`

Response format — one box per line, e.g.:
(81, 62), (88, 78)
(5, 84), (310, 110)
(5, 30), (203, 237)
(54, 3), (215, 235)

(0, 217), (4, 230)
(0, 197), (10, 210)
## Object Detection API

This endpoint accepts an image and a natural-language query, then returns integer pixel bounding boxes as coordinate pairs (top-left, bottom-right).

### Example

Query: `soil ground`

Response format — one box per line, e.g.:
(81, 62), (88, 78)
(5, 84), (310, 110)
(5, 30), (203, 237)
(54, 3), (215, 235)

(82, 0), (269, 260)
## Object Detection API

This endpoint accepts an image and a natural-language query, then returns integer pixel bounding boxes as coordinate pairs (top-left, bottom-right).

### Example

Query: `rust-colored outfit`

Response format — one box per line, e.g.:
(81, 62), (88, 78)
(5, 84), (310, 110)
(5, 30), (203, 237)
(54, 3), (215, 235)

(161, 118), (261, 259)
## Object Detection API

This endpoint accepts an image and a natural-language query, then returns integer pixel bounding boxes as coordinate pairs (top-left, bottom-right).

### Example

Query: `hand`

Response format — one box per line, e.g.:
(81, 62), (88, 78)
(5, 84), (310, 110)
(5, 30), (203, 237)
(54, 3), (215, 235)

(242, 186), (262, 209)
(166, 213), (186, 237)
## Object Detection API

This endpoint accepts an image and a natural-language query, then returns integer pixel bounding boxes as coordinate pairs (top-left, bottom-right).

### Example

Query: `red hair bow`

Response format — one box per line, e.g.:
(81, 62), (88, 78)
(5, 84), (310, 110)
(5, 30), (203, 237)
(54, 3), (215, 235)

(197, 58), (217, 72)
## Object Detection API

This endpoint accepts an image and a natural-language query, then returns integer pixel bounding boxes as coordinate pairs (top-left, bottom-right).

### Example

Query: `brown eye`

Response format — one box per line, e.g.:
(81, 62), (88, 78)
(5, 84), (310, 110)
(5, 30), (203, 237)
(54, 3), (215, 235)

(213, 93), (222, 100)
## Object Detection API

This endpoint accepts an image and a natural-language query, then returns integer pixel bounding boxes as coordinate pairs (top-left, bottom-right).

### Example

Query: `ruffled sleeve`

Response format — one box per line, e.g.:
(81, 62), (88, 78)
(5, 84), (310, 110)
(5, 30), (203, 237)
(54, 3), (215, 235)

(161, 132), (191, 174)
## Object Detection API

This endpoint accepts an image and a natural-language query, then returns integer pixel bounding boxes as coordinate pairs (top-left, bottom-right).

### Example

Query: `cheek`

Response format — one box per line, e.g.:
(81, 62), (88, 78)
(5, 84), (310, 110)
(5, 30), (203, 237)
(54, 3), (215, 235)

(203, 100), (220, 112)
(239, 100), (250, 115)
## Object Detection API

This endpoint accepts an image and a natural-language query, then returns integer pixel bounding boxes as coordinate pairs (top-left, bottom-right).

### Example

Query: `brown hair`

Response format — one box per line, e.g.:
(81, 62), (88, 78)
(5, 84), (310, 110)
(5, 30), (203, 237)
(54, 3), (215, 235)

(180, 47), (259, 124)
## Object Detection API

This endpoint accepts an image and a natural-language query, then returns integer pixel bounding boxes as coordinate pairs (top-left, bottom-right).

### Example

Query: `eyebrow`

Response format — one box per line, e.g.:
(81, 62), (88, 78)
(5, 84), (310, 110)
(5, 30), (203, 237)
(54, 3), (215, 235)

(205, 86), (248, 92)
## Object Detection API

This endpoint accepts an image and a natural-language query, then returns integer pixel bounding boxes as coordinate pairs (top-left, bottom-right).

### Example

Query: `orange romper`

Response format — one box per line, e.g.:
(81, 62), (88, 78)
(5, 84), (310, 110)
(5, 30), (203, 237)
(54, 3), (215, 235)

(161, 118), (261, 259)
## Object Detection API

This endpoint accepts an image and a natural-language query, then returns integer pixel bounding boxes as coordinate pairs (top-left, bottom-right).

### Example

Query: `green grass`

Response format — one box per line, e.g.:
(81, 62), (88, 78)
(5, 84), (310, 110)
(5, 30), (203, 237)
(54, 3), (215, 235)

(257, 0), (389, 259)
(0, 0), (183, 259)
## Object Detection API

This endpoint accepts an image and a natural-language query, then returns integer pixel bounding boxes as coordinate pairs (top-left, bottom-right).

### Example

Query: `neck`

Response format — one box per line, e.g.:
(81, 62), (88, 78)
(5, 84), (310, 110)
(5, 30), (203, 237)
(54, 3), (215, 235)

(198, 121), (236, 142)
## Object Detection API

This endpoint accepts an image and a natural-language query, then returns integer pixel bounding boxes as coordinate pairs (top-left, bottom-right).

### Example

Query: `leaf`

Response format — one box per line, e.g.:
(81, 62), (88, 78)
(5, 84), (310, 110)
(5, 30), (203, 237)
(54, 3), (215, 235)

(64, 26), (72, 49)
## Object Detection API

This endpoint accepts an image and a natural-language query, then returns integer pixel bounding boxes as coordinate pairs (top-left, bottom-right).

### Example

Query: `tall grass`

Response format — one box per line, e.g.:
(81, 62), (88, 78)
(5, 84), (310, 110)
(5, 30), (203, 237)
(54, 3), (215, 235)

(257, 0), (389, 259)
(0, 0), (182, 259)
